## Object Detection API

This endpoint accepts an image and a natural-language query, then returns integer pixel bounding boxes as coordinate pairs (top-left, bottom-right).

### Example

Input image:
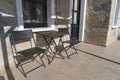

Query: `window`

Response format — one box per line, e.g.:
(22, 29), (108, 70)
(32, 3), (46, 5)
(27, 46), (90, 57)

(22, 0), (47, 28)
(113, 0), (120, 28)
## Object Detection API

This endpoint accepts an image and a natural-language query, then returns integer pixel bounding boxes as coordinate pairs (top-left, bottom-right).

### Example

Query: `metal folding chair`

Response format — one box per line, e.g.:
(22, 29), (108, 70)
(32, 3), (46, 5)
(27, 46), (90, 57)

(10, 30), (49, 77)
(58, 27), (79, 58)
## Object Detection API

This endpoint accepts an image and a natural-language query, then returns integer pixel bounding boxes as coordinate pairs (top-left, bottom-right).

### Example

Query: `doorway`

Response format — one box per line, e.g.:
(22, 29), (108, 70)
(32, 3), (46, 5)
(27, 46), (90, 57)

(71, 0), (81, 39)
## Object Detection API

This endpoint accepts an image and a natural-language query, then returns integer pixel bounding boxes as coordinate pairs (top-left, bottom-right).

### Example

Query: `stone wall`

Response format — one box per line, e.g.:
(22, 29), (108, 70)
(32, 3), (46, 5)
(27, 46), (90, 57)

(84, 0), (111, 46)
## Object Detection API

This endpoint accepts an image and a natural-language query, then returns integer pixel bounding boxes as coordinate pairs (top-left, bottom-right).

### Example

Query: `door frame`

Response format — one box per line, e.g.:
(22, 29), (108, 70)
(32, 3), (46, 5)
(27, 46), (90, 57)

(79, 0), (87, 42)
(69, 0), (87, 42)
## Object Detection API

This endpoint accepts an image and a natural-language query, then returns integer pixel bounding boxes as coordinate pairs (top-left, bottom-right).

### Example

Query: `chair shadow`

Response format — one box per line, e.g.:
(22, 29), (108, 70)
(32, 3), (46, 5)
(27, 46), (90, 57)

(61, 40), (120, 65)
(67, 52), (77, 58)
(16, 57), (44, 77)
(76, 49), (120, 65)
(49, 42), (79, 64)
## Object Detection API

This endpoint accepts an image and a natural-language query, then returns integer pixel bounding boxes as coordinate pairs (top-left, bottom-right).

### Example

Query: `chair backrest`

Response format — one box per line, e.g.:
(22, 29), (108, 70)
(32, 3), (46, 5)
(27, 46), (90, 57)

(58, 27), (78, 40)
(12, 30), (33, 43)
(58, 28), (69, 34)
(10, 30), (36, 52)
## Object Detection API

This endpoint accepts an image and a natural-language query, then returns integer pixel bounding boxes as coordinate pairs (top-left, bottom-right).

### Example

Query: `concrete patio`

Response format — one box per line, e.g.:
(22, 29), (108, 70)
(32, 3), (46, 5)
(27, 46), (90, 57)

(1, 41), (120, 80)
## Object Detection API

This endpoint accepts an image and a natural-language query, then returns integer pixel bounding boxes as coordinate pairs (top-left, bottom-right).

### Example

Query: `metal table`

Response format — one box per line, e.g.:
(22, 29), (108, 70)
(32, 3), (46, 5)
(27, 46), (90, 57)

(38, 31), (69, 63)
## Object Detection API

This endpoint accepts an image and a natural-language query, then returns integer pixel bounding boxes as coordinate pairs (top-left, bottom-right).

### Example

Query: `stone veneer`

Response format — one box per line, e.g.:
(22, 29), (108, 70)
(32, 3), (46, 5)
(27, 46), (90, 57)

(84, 0), (111, 46)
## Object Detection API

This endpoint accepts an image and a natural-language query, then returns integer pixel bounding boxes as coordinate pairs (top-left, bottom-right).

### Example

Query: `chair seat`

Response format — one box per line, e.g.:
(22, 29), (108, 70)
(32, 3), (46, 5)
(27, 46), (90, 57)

(14, 54), (34, 62)
(62, 39), (79, 45)
(17, 47), (45, 57)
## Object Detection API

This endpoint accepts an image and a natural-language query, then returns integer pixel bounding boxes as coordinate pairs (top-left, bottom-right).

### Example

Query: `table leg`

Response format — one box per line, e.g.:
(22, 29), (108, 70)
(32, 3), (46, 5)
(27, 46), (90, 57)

(43, 36), (54, 54)
(49, 37), (65, 63)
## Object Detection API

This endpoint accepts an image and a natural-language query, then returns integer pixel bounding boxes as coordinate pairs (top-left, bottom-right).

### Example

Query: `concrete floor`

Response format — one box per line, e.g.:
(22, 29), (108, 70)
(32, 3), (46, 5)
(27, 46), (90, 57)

(2, 41), (120, 80)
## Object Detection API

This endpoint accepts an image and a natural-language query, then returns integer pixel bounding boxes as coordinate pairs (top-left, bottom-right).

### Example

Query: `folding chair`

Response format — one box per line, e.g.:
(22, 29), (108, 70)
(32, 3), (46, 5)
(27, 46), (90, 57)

(10, 30), (49, 77)
(58, 27), (79, 58)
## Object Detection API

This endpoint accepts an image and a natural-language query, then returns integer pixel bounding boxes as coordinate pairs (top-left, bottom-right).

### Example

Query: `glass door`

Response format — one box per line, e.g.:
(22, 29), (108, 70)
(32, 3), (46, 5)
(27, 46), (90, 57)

(71, 0), (81, 39)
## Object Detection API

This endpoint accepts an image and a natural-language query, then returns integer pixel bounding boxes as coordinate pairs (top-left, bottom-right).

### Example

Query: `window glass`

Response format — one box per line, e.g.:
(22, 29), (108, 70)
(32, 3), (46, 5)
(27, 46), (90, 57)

(114, 0), (120, 27)
(22, 0), (47, 28)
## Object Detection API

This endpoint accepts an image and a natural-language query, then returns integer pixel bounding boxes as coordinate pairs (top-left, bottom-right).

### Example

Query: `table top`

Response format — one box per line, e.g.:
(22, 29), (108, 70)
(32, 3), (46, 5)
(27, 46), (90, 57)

(38, 31), (68, 37)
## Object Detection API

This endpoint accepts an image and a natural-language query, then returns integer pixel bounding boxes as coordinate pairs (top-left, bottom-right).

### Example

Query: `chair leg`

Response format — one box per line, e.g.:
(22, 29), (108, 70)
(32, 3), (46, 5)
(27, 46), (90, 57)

(64, 49), (70, 59)
(13, 57), (18, 68)
(44, 52), (51, 64)
(32, 54), (40, 61)
(39, 55), (46, 67)
(57, 51), (65, 59)
(17, 59), (27, 78)
(19, 64), (27, 78)
(16, 62), (20, 68)
(63, 46), (70, 59)
(62, 43), (70, 59)
(72, 44), (78, 54)
(50, 52), (57, 64)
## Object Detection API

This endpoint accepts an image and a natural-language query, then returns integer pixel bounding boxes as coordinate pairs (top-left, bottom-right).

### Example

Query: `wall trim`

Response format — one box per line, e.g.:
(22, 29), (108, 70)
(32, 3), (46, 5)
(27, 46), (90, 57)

(79, 0), (87, 42)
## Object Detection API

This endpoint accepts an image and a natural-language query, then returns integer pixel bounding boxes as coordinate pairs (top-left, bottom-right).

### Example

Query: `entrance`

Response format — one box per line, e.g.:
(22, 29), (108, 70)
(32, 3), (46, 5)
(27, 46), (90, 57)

(71, 0), (81, 39)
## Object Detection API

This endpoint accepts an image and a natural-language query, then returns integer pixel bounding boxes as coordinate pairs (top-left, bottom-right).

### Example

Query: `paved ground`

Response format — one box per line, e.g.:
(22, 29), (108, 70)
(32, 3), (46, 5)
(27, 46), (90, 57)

(2, 41), (120, 80)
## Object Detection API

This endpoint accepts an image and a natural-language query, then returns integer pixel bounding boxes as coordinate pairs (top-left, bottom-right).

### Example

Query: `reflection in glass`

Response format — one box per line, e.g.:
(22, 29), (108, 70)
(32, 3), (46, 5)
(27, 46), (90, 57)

(22, 0), (47, 28)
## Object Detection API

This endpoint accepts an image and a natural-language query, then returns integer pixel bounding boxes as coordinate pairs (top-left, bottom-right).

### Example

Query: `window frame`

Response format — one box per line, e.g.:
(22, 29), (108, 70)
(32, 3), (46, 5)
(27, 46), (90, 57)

(15, 0), (56, 32)
(22, 0), (48, 28)
(112, 0), (119, 29)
